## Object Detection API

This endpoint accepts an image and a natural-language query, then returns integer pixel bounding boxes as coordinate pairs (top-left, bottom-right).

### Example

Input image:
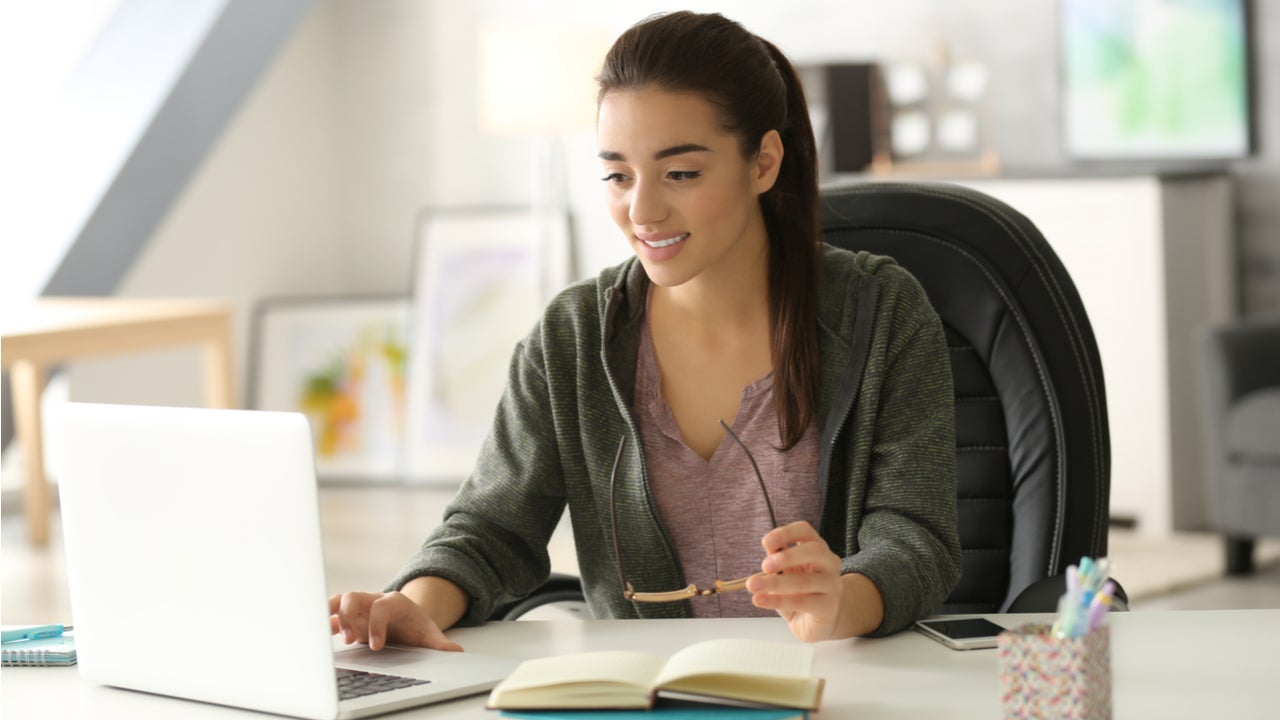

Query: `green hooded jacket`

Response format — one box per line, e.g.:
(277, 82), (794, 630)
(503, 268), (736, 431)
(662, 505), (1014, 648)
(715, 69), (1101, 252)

(389, 245), (960, 636)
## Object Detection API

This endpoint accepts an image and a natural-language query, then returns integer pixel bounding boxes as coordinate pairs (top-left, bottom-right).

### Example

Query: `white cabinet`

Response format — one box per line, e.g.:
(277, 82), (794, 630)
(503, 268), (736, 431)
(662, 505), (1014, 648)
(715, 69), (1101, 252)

(960, 175), (1235, 536)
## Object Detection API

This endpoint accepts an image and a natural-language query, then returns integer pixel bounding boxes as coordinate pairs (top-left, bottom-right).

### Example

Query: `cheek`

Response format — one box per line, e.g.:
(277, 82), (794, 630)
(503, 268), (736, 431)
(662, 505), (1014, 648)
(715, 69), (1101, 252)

(694, 180), (752, 226)
(605, 190), (629, 228)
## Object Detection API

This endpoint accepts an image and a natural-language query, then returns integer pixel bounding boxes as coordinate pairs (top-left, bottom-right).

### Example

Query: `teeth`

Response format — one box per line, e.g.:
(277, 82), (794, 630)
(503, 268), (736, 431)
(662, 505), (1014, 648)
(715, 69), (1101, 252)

(644, 233), (688, 249)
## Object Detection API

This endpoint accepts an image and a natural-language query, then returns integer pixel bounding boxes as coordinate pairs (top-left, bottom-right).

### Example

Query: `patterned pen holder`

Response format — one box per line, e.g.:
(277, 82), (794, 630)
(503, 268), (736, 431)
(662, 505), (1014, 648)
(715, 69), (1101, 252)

(997, 623), (1111, 720)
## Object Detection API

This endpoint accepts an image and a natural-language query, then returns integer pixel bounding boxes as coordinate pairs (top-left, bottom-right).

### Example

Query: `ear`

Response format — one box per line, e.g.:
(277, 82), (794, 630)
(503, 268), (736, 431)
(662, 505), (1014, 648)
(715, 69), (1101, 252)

(751, 129), (784, 194)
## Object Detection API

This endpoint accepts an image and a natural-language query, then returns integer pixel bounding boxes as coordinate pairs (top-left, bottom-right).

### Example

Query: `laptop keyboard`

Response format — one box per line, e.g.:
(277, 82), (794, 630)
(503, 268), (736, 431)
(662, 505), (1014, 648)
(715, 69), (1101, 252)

(335, 668), (431, 700)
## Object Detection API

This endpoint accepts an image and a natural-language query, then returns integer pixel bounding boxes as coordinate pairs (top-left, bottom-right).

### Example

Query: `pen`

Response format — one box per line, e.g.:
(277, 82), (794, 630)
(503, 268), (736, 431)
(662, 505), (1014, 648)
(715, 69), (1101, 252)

(1078, 557), (1095, 587)
(1085, 581), (1116, 631)
(1090, 558), (1112, 591)
(1, 624), (70, 644)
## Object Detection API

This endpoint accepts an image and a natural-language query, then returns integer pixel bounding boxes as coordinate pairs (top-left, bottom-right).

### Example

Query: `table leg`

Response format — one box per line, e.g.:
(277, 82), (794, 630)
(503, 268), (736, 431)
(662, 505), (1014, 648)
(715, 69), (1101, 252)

(202, 321), (235, 409)
(9, 361), (49, 546)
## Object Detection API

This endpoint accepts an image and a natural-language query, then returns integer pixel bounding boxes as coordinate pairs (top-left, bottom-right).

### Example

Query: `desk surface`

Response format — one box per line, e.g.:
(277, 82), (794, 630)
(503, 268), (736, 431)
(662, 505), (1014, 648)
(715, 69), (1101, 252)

(3, 611), (1276, 719)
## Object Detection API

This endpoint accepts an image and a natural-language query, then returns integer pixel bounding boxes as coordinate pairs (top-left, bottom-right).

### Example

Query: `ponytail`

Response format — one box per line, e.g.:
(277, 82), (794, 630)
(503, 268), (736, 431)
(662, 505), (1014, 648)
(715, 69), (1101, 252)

(758, 39), (821, 451)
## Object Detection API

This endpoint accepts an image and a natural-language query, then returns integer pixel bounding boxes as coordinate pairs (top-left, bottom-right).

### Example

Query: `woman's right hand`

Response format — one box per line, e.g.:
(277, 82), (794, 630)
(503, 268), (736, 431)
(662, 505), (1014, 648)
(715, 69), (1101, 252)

(329, 591), (464, 652)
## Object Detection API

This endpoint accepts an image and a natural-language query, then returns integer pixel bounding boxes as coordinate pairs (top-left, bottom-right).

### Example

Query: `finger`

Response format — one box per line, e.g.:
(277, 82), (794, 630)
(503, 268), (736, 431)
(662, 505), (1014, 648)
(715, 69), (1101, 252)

(366, 594), (465, 653)
(419, 625), (465, 653)
(762, 542), (840, 575)
(337, 593), (374, 645)
(761, 521), (821, 554)
(748, 570), (838, 595)
(752, 590), (834, 616)
(366, 595), (396, 651)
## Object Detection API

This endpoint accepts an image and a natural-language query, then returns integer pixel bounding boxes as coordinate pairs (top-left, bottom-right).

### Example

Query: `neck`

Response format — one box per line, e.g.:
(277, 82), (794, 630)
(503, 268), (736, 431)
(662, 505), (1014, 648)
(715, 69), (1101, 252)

(653, 224), (770, 335)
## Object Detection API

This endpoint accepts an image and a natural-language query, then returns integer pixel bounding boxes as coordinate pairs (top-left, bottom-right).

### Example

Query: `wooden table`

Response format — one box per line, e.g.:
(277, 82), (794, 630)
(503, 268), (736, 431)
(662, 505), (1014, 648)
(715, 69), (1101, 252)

(1, 298), (235, 545)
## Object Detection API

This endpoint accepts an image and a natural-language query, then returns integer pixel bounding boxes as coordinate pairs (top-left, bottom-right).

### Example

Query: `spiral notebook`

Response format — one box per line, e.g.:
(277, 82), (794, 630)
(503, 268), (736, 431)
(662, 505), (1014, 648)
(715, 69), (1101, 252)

(1, 631), (77, 667)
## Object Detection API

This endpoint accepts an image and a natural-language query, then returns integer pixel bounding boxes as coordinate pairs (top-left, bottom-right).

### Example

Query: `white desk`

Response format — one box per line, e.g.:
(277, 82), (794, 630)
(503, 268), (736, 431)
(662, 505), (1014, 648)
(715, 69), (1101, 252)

(2, 611), (1275, 718)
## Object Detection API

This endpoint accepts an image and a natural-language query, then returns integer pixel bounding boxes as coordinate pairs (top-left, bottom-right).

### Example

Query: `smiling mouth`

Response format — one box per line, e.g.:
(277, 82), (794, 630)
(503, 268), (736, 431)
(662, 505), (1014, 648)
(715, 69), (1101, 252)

(642, 233), (689, 249)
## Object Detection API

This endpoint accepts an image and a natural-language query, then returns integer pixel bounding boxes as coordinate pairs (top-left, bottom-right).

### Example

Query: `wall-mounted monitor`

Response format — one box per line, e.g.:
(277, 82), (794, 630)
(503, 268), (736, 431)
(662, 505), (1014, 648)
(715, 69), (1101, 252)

(1060, 0), (1253, 161)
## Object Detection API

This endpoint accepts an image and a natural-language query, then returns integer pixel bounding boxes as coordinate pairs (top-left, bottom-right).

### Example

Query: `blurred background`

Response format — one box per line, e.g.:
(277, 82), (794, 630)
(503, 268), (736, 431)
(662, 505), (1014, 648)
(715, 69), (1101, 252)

(2, 0), (1278, 620)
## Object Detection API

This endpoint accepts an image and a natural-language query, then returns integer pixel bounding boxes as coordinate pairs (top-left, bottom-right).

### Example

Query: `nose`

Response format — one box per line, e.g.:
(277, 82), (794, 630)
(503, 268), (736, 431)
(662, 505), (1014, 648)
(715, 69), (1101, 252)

(627, 178), (667, 228)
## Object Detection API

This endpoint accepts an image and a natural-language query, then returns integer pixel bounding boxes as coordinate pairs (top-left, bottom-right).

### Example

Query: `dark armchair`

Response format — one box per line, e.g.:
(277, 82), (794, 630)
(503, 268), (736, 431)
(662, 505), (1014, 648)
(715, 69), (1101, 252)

(1201, 314), (1280, 575)
(497, 181), (1126, 620)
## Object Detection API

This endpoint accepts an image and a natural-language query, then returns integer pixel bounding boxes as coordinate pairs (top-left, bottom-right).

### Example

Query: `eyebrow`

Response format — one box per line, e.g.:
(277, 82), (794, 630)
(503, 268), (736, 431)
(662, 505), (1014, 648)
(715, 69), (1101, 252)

(598, 143), (712, 162)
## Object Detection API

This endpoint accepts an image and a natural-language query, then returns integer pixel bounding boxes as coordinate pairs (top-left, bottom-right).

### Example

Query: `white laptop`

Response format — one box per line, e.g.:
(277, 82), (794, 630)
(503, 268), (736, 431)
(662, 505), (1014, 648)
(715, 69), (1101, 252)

(53, 402), (521, 719)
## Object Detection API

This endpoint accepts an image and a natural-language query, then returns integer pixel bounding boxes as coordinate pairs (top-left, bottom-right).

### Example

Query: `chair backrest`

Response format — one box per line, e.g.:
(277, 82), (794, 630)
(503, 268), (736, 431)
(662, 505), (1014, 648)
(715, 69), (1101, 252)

(820, 182), (1111, 613)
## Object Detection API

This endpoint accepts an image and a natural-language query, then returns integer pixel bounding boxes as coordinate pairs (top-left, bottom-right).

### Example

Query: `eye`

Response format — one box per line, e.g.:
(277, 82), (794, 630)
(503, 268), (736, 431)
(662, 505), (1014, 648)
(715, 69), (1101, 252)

(668, 170), (701, 182)
(601, 172), (631, 184)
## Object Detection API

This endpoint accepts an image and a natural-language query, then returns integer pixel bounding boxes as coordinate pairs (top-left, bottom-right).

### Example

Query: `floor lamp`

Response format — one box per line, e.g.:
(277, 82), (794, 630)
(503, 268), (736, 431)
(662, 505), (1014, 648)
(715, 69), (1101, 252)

(477, 24), (612, 299)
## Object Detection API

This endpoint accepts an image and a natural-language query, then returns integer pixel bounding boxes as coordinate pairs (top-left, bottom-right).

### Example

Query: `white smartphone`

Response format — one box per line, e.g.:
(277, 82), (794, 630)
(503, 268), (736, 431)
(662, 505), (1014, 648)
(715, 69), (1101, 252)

(913, 617), (1006, 651)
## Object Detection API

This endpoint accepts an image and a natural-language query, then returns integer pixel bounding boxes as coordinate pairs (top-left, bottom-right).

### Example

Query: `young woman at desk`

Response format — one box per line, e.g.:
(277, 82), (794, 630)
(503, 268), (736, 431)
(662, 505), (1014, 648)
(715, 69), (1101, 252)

(331, 11), (960, 650)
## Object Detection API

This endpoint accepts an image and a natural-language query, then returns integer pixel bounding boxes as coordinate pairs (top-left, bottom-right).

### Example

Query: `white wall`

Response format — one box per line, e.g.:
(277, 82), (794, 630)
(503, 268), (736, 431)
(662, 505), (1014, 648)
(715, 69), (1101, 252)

(66, 0), (345, 407)
(59, 0), (1280, 436)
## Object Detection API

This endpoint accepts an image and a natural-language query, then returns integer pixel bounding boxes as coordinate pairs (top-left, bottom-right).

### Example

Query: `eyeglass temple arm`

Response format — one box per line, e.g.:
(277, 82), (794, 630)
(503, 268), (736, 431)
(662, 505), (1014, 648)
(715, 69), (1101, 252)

(609, 435), (631, 599)
(719, 419), (778, 529)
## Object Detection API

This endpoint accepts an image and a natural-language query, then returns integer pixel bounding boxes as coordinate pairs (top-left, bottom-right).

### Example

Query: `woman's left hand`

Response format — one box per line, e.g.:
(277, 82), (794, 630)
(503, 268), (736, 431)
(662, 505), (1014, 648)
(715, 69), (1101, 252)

(747, 521), (844, 642)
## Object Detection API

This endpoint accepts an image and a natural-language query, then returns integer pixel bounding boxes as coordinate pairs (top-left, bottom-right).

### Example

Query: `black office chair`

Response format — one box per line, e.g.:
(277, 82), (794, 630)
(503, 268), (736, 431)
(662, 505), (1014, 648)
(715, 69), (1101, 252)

(494, 181), (1124, 620)
(820, 181), (1123, 613)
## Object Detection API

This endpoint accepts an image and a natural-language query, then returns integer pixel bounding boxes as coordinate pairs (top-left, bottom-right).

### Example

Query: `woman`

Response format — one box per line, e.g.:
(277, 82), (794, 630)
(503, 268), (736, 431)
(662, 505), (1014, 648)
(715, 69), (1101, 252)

(331, 11), (959, 650)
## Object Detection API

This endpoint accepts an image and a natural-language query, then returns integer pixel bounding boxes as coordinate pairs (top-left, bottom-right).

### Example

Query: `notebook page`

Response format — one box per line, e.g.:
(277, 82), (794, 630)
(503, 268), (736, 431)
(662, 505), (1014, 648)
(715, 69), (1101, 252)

(656, 639), (814, 687)
(495, 650), (667, 693)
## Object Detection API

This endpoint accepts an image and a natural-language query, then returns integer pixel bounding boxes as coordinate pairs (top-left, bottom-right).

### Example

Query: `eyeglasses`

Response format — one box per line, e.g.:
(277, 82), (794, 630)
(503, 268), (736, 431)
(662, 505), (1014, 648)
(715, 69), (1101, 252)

(609, 420), (777, 603)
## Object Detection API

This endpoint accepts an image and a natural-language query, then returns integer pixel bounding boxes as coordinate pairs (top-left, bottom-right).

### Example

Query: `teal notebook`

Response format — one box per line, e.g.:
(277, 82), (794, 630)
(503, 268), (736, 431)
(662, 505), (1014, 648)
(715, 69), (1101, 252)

(501, 700), (807, 720)
(1, 632), (77, 667)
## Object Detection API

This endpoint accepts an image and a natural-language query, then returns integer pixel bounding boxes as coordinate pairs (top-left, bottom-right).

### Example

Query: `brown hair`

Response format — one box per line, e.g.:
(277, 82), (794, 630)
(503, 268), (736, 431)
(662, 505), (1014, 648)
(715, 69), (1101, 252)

(596, 11), (821, 450)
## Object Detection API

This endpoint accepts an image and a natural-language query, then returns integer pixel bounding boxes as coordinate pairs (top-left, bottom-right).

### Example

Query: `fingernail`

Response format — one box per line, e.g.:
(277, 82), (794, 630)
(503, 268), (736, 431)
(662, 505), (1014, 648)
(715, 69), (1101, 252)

(370, 633), (381, 649)
(747, 577), (763, 592)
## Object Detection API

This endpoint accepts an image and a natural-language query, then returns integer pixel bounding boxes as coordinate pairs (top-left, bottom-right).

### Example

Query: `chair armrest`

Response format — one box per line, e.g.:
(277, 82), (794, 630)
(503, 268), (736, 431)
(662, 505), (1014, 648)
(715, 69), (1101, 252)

(1205, 316), (1280, 405)
(488, 572), (585, 621)
(1005, 573), (1129, 614)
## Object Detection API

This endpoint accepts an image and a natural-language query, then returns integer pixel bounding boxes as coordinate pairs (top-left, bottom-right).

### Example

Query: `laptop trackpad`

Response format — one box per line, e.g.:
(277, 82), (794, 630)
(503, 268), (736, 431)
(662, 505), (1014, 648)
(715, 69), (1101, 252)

(335, 646), (518, 686)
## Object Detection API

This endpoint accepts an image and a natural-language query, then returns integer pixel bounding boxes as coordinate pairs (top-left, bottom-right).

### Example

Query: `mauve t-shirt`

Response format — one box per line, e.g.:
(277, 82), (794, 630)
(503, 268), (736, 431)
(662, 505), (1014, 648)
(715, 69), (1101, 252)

(634, 295), (822, 618)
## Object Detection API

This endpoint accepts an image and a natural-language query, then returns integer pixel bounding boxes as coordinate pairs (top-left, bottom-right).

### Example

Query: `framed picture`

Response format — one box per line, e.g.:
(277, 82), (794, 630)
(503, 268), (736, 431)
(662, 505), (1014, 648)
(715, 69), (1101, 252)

(1060, 0), (1254, 161)
(249, 296), (410, 482)
(405, 206), (569, 483)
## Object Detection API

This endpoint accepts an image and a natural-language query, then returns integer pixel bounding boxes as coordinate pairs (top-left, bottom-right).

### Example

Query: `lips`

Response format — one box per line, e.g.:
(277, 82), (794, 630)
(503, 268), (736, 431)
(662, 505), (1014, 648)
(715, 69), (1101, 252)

(637, 232), (689, 249)
(633, 231), (690, 263)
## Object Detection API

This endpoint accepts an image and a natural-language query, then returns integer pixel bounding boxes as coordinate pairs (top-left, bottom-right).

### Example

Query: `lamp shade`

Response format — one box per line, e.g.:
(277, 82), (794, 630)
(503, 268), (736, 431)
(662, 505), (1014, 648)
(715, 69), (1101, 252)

(478, 24), (613, 134)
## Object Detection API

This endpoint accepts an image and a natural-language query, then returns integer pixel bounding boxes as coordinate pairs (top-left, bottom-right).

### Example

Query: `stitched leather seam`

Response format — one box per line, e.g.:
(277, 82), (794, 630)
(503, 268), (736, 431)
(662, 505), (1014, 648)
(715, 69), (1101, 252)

(823, 185), (1079, 575)
(824, 184), (1107, 567)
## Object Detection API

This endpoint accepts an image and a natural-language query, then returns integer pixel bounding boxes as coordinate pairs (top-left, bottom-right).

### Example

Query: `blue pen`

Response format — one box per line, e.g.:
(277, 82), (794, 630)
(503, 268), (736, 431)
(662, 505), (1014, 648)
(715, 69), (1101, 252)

(1, 624), (69, 644)
(1078, 556), (1096, 584)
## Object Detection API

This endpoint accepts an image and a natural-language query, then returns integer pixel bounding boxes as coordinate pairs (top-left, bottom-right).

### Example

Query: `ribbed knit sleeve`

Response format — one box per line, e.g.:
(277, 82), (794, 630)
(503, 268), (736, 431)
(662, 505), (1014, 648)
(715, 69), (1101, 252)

(840, 260), (961, 636)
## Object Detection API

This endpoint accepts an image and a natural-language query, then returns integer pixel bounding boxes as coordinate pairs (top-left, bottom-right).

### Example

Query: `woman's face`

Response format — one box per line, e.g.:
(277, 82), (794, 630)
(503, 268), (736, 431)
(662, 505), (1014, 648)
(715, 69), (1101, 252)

(596, 87), (781, 289)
